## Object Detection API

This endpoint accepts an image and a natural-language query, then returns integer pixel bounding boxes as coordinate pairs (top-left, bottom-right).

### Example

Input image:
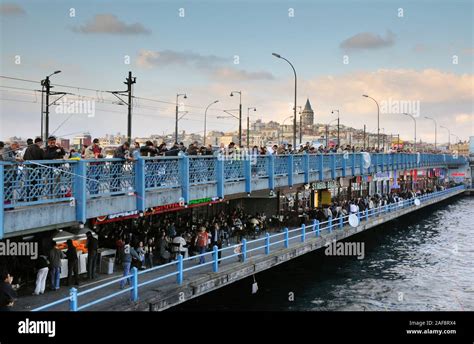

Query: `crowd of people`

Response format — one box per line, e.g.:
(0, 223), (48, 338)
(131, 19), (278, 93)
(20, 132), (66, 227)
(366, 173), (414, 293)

(306, 186), (445, 224)
(1, 136), (445, 163)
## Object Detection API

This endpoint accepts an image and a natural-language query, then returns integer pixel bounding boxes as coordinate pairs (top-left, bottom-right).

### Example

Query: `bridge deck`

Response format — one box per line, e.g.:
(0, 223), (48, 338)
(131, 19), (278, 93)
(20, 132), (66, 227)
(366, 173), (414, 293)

(27, 186), (465, 312)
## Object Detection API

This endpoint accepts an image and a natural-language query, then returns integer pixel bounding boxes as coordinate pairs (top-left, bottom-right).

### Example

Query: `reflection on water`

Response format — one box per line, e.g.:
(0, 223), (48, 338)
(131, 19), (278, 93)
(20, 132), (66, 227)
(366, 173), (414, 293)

(174, 196), (474, 311)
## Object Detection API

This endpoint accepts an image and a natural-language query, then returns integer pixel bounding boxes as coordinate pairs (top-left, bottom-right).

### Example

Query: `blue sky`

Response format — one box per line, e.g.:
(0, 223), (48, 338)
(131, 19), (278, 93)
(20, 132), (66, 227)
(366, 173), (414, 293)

(1, 0), (473, 142)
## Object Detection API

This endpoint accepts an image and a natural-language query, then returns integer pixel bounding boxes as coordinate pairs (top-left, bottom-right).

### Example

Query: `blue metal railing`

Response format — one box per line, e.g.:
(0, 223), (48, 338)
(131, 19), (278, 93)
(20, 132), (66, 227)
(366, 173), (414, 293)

(0, 153), (468, 237)
(30, 185), (465, 312)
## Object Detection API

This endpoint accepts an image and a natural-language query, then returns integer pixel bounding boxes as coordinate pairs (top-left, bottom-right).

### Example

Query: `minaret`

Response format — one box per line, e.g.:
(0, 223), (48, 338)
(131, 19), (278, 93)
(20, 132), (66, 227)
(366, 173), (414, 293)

(301, 99), (314, 127)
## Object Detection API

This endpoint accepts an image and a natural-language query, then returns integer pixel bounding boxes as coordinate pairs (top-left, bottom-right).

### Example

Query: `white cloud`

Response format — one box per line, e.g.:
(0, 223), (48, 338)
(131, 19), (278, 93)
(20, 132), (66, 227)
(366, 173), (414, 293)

(340, 30), (395, 50)
(72, 14), (151, 35)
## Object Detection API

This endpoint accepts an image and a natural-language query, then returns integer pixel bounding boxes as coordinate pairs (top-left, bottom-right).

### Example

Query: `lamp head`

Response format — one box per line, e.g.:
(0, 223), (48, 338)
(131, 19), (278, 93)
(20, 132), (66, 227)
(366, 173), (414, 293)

(362, 94), (368, 98)
(272, 53), (281, 58)
(230, 92), (233, 97)
(53, 70), (61, 75)
(183, 94), (187, 99)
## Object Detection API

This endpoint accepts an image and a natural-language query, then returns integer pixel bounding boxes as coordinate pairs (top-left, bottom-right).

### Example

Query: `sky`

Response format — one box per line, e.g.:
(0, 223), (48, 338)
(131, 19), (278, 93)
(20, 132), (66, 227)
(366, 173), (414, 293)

(0, 0), (473, 144)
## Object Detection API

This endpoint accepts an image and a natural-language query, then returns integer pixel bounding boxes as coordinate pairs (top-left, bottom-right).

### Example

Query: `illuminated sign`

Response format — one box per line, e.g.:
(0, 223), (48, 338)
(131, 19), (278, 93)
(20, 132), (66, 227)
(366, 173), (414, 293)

(92, 197), (222, 224)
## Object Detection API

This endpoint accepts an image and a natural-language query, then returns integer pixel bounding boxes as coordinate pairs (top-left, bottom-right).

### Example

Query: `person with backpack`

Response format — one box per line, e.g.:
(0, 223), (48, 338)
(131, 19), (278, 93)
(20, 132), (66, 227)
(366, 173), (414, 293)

(195, 227), (209, 264)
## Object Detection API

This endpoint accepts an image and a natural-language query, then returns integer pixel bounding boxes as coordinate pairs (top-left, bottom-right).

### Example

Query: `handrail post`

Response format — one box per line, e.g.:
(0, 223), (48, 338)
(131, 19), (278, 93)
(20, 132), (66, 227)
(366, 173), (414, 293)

(339, 215), (343, 229)
(330, 154), (336, 179)
(284, 227), (289, 248)
(131, 266), (138, 302)
(357, 211), (361, 222)
(318, 154), (324, 180)
(216, 156), (225, 198)
(213, 245), (219, 272)
(288, 154), (294, 188)
(265, 233), (270, 254)
(328, 216), (333, 233)
(177, 254), (183, 285)
(341, 153), (347, 177)
(351, 153), (356, 176)
(303, 151), (310, 184)
(267, 154), (275, 192)
(301, 223), (306, 242)
(69, 287), (78, 312)
(180, 155), (190, 204)
(242, 239), (247, 262)
(135, 157), (146, 212)
(0, 164), (4, 239)
(365, 208), (369, 221)
(244, 156), (251, 195)
(73, 160), (87, 225)
(314, 219), (320, 237)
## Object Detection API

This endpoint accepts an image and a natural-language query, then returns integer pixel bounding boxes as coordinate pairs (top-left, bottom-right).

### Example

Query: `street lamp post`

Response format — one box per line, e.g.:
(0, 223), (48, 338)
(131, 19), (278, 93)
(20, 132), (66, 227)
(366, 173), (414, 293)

(280, 116), (293, 144)
(297, 106), (303, 144)
(402, 113), (417, 152)
(41, 70), (62, 142)
(230, 91), (242, 146)
(362, 95), (380, 150)
(326, 119), (338, 148)
(331, 110), (340, 146)
(273, 53), (297, 148)
(424, 116), (437, 151)
(175, 93), (187, 143)
(247, 107), (256, 148)
(439, 125), (451, 150)
(204, 100), (219, 146)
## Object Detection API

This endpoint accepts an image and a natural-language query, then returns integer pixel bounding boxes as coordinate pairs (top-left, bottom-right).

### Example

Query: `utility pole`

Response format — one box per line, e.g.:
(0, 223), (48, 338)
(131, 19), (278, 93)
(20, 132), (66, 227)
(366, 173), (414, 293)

(41, 70), (64, 142)
(126, 72), (136, 144)
(298, 106), (303, 145)
(110, 71), (136, 144)
(175, 93), (187, 143)
(247, 107), (256, 148)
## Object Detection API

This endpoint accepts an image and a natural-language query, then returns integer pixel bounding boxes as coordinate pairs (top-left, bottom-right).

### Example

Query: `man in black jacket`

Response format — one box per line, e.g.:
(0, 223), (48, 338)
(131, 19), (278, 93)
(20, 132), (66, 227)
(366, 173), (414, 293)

(86, 231), (99, 280)
(0, 270), (17, 311)
(23, 137), (45, 201)
(44, 136), (66, 160)
(23, 137), (45, 161)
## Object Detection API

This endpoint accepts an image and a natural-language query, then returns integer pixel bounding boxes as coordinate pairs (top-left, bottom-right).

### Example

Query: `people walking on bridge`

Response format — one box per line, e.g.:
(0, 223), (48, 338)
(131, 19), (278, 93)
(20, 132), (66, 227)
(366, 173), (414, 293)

(49, 240), (65, 290)
(86, 231), (98, 280)
(195, 227), (209, 264)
